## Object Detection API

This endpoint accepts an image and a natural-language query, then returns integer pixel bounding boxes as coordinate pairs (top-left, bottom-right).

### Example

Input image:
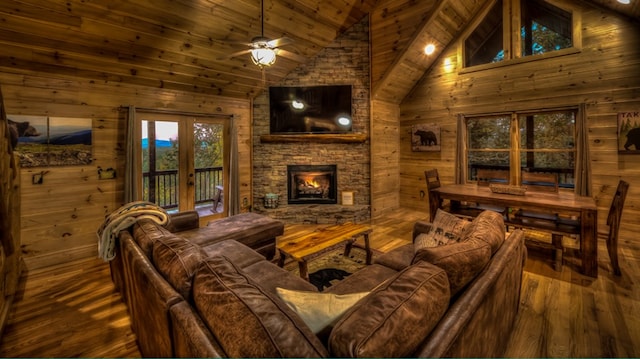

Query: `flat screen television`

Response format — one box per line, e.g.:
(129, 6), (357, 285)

(269, 85), (353, 134)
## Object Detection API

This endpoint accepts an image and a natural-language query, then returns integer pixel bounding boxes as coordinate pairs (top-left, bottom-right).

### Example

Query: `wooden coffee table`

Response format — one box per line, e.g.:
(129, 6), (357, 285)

(277, 222), (373, 281)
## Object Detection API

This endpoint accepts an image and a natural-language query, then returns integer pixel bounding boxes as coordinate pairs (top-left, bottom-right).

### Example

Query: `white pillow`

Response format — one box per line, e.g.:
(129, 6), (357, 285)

(276, 287), (369, 334)
(414, 209), (470, 252)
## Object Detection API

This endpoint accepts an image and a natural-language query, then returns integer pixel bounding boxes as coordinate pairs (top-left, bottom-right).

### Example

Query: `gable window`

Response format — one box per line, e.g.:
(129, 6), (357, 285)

(465, 0), (504, 67)
(465, 109), (576, 188)
(521, 0), (573, 56)
(463, 0), (578, 69)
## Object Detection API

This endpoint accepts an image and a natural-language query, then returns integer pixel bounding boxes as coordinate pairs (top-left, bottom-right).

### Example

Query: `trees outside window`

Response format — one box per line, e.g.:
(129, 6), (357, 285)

(464, 0), (577, 68)
(466, 109), (576, 188)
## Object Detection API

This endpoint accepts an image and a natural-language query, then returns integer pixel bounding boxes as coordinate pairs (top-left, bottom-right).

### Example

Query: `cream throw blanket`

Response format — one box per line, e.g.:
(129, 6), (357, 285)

(97, 201), (168, 261)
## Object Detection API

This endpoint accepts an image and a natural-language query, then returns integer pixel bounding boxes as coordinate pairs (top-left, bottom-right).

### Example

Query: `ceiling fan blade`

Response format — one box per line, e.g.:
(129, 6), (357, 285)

(276, 49), (307, 63)
(268, 37), (295, 48)
(216, 49), (251, 61)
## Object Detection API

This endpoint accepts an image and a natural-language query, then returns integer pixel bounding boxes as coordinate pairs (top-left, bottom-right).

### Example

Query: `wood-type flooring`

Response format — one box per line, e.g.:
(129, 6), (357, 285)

(0, 208), (638, 357)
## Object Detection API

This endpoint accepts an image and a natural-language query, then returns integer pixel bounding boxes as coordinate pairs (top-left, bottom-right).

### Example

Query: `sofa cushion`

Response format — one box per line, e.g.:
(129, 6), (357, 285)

(460, 210), (505, 255)
(200, 239), (265, 269)
(242, 260), (319, 294)
(324, 264), (399, 295)
(374, 243), (413, 271)
(152, 234), (204, 301)
(192, 256), (329, 358)
(413, 237), (492, 296)
(276, 288), (369, 334)
(328, 261), (450, 358)
(414, 209), (470, 252)
(133, 219), (173, 258)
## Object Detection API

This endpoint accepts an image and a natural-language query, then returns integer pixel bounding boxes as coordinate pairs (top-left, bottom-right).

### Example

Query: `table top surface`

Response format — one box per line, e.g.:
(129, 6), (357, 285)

(433, 184), (597, 211)
(277, 222), (372, 261)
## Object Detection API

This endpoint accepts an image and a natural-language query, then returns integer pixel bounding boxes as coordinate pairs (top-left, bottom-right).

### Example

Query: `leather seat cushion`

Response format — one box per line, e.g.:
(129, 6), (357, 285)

(374, 243), (413, 271)
(328, 261), (450, 358)
(192, 256), (329, 358)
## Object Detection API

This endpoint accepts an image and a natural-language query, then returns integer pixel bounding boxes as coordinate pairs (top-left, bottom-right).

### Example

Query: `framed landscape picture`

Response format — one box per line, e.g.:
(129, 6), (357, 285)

(618, 112), (640, 154)
(9, 115), (93, 167)
(411, 124), (441, 152)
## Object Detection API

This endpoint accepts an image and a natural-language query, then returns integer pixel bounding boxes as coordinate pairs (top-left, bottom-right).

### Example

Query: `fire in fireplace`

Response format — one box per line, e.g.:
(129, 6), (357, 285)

(287, 165), (337, 204)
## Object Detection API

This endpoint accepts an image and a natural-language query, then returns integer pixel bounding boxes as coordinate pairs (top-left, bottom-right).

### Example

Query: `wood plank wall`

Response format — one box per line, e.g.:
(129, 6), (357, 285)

(371, 99), (400, 216)
(398, 2), (640, 240)
(0, 72), (252, 270)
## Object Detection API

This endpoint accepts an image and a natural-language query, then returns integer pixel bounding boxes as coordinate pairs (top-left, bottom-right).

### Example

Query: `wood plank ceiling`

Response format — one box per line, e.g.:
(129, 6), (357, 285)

(0, 0), (638, 102)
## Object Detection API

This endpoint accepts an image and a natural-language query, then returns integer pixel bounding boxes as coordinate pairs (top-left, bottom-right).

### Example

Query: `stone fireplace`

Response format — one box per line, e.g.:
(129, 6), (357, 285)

(251, 16), (371, 224)
(287, 165), (337, 204)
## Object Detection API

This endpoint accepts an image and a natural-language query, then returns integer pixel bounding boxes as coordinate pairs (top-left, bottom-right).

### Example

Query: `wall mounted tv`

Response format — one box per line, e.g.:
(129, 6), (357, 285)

(269, 85), (353, 134)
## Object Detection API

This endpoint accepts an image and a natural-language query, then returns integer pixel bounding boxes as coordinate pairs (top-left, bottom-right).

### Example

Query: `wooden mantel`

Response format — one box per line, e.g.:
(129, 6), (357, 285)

(259, 133), (368, 143)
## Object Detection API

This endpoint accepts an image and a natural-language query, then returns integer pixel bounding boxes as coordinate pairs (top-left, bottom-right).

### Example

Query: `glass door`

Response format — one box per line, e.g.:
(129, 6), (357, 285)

(138, 112), (228, 219)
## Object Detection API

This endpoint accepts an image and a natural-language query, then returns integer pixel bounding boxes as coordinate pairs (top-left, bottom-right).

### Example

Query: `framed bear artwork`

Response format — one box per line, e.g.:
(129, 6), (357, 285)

(411, 124), (441, 152)
(618, 112), (640, 154)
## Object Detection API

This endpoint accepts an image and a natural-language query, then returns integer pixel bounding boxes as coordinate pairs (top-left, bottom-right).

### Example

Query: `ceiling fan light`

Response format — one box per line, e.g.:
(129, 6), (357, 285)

(250, 48), (277, 67)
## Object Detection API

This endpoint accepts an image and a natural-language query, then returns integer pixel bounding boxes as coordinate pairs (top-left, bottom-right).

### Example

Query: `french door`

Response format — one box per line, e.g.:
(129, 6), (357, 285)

(136, 112), (229, 219)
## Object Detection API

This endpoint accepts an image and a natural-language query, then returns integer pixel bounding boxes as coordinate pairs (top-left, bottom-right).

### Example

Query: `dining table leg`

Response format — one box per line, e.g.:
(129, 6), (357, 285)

(581, 208), (598, 278)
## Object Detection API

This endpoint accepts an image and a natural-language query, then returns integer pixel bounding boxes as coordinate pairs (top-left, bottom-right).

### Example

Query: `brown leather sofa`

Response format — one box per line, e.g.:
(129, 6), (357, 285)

(112, 210), (526, 358)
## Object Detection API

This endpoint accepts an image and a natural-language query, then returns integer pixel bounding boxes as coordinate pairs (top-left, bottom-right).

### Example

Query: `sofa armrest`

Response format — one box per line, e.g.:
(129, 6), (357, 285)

(414, 229), (527, 358)
(412, 221), (433, 243)
(167, 210), (200, 232)
(170, 301), (227, 357)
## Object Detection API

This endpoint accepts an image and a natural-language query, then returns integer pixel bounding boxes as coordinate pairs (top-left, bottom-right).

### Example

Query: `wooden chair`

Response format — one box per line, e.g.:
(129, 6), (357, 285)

(603, 180), (629, 276)
(521, 171), (558, 192)
(425, 168), (499, 220)
(476, 168), (509, 186)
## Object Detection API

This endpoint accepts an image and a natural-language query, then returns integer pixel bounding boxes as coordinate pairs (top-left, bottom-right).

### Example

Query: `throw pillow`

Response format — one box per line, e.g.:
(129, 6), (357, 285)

(414, 209), (470, 253)
(329, 261), (450, 358)
(459, 210), (505, 254)
(413, 237), (492, 296)
(275, 288), (370, 334)
(152, 234), (204, 301)
(192, 256), (329, 358)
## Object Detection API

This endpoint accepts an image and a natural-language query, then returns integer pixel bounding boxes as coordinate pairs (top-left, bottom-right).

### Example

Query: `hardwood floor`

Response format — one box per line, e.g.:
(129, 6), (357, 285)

(0, 208), (638, 357)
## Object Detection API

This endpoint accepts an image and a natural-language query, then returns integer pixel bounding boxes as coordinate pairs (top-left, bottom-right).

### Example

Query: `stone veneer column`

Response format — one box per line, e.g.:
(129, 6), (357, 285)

(252, 16), (371, 224)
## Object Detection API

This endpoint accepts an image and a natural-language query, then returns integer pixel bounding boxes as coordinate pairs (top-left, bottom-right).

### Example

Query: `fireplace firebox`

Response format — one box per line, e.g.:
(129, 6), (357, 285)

(287, 165), (337, 204)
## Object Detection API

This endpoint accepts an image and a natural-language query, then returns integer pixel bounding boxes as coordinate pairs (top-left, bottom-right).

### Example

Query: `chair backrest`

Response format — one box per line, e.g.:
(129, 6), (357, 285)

(521, 171), (558, 192)
(476, 168), (509, 186)
(607, 180), (629, 235)
(425, 169), (441, 191)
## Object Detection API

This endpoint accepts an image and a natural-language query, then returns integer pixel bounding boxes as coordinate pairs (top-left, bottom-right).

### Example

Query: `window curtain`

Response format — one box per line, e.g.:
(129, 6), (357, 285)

(228, 117), (240, 215)
(575, 103), (592, 196)
(124, 105), (138, 203)
(455, 114), (466, 184)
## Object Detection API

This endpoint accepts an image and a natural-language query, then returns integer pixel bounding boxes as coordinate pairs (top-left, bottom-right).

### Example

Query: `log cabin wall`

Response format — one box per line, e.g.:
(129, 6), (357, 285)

(0, 73), (252, 270)
(399, 3), (640, 239)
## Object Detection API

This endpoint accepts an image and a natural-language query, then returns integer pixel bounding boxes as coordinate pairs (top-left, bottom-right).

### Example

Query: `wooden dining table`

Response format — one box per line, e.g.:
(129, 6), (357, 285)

(429, 184), (599, 277)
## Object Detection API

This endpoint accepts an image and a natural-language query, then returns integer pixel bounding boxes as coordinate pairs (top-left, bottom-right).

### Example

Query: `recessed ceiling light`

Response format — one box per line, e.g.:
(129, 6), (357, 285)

(617, 0), (630, 4)
(424, 44), (436, 55)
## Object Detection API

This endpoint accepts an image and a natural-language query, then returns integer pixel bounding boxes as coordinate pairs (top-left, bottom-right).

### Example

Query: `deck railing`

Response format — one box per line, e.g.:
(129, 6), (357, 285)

(143, 166), (223, 209)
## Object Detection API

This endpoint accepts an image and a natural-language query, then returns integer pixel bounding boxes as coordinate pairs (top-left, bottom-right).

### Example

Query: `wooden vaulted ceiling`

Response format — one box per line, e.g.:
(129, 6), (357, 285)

(0, 0), (638, 103)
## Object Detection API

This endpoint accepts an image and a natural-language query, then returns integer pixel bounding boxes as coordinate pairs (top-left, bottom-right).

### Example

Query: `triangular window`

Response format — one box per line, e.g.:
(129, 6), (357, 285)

(521, 0), (573, 56)
(464, 0), (576, 69)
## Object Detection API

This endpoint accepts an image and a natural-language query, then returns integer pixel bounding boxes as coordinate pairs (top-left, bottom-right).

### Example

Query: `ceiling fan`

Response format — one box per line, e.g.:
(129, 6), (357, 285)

(219, 0), (305, 68)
